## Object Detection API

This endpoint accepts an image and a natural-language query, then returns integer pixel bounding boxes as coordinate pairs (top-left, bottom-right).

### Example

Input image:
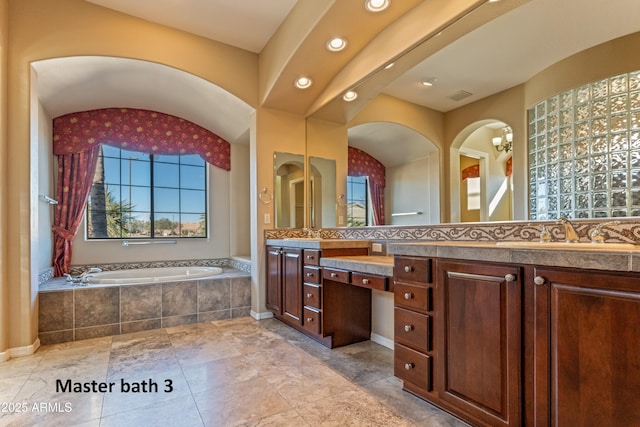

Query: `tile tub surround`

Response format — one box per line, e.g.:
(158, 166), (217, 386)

(38, 268), (251, 345)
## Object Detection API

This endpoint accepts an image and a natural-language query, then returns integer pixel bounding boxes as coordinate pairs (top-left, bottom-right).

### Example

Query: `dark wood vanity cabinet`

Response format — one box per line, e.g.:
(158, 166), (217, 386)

(393, 256), (435, 397)
(266, 246), (303, 325)
(526, 266), (640, 426)
(265, 245), (369, 348)
(394, 257), (522, 427)
(436, 259), (522, 427)
(393, 253), (640, 427)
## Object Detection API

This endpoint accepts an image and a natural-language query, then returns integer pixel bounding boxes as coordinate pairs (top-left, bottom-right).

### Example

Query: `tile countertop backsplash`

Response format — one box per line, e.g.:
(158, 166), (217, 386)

(265, 219), (640, 245)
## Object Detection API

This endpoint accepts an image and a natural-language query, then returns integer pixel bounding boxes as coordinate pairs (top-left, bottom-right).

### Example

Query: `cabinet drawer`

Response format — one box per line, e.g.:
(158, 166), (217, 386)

(395, 257), (432, 283)
(394, 282), (432, 312)
(303, 266), (322, 284)
(352, 272), (387, 291)
(303, 283), (321, 309)
(303, 249), (321, 266)
(323, 268), (350, 284)
(394, 308), (431, 352)
(303, 307), (321, 335)
(394, 343), (432, 391)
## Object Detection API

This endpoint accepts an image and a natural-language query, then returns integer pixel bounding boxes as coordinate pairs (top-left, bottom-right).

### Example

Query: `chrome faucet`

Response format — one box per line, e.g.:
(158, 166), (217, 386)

(590, 220), (621, 243)
(556, 217), (580, 243)
(65, 267), (102, 286)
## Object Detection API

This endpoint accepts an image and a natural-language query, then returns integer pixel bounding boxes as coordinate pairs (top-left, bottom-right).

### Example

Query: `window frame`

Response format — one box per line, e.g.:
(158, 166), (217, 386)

(85, 145), (209, 240)
(346, 175), (369, 227)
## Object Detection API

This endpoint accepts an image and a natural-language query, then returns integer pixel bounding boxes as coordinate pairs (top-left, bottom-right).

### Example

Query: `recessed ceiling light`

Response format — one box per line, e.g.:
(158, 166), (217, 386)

(326, 37), (347, 52)
(365, 0), (390, 13)
(294, 76), (312, 89)
(421, 78), (437, 87)
(343, 91), (358, 102)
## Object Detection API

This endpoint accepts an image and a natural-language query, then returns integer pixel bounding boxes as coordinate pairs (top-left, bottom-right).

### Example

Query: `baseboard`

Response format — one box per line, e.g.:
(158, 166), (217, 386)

(251, 310), (274, 320)
(370, 333), (394, 350)
(0, 338), (41, 362)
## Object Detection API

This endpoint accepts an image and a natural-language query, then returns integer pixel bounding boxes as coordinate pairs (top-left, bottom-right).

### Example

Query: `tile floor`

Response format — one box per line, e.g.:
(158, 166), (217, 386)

(0, 317), (468, 426)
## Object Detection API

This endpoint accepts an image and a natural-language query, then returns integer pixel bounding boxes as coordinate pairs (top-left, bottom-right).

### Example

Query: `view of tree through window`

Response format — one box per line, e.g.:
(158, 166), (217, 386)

(87, 145), (207, 239)
(347, 176), (368, 226)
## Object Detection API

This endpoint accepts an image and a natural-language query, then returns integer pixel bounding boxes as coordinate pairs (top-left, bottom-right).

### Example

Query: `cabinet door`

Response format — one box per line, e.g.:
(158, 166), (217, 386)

(532, 267), (640, 426)
(265, 246), (282, 314)
(437, 260), (521, 427)
(282, 248), (303, 325)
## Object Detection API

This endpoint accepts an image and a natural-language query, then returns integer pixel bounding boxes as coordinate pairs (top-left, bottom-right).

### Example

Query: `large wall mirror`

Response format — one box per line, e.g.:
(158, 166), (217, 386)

(274, 152), (304, 228)
(309, 157), (337, 228)
(304, 0), (640, 227)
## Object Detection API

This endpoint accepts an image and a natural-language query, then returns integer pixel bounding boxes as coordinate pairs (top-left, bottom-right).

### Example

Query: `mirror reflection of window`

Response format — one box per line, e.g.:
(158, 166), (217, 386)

(347, 176), (368, 226)
(466, 177), (481, 211)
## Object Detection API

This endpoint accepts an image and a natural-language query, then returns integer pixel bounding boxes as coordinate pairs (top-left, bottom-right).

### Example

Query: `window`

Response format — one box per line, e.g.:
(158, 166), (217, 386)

(466, 177), (481, 210)
(87, 145), (207, 239)
(347, 175), (368, 226)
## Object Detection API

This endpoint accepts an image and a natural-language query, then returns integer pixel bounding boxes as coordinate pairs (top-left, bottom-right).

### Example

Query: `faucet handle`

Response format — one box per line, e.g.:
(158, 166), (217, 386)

(590, 220), (621, 243)
(528, 223), (553, 242)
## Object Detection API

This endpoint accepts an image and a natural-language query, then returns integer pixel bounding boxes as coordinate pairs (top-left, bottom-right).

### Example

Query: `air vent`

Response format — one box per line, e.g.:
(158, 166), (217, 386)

(448, 90), (473, 101)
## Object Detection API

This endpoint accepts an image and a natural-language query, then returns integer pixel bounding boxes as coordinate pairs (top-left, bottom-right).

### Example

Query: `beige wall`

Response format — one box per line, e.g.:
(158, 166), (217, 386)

(2, 0), (279, 353)
(0, 0), (8, 358)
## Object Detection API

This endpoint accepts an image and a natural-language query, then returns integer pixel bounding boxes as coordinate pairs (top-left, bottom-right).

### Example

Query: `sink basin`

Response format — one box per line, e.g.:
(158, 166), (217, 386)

(496, 241), (638, 250)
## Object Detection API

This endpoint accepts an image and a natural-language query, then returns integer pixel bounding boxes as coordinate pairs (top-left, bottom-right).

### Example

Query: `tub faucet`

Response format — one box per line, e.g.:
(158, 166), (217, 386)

(68, 267), (103, 285)
(556, 217), (580, 243)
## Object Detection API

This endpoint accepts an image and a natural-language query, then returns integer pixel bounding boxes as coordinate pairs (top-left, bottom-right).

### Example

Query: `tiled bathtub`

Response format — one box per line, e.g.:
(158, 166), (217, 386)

(38, 267), (251, 345)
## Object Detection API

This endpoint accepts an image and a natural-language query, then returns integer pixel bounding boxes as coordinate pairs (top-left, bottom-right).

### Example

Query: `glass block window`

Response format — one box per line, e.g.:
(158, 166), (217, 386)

(528, 70), (640, 219)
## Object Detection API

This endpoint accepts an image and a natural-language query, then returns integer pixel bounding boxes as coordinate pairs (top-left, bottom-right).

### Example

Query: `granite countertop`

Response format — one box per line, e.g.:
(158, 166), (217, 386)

(266, 238), (370, 249)
(319, 255), (394, 277)
(388, 241), (640, 272)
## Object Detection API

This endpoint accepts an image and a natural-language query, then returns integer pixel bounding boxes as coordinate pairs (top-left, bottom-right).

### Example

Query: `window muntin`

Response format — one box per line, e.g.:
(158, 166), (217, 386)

(347, 175), (368, 226)
(87, 146), (207, 239)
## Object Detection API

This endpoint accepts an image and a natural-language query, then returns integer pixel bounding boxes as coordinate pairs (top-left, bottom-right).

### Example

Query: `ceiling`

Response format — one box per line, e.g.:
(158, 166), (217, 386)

(34, 0), (640, 161)
(85, 0), (298, 53)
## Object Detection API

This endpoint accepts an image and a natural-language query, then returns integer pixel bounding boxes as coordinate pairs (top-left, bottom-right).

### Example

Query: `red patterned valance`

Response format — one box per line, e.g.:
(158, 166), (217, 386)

(53, 108), (230, 170)
(348, 146), (385, 187)
(461, 164), (480, 180)
(506, 156), (513, 177)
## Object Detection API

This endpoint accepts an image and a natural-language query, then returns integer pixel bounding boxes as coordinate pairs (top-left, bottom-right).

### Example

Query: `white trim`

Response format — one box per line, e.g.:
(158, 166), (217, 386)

(0, 338), (41, 361)
(251, 310), (274, 320)
(370, 333), (393, 350)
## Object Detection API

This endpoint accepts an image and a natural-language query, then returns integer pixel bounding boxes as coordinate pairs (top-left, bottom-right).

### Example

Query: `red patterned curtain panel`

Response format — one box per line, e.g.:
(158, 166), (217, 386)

(52, 146), (101, 276)
(348, 146), (386, 225)
(53, 108), (231, 170)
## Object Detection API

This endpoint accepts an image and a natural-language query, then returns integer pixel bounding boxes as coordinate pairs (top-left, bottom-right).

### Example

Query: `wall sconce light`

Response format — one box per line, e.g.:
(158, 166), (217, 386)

(492, 126), (513, 153)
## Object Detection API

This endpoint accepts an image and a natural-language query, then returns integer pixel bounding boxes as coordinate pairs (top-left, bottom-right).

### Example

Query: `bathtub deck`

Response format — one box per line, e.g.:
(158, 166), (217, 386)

(38, 267), (251, 345)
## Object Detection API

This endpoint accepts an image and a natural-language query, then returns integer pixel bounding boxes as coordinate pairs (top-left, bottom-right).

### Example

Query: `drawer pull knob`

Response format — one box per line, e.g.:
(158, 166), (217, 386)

(504, 274), (516, 282)
(306, 293), (313, 299)
(306, 272), (314, 277)
(330, 273), (338, 278)
(306, 255), (314, 260)
(404, 266), (413, 273)
(534, 276), (546, 286)
(404, 325), (413, 332)
(307, 317), (313, 322)
(404, 363), (414, 370)
(403, 292), (413, 300)
(362, 279), (370, 285)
